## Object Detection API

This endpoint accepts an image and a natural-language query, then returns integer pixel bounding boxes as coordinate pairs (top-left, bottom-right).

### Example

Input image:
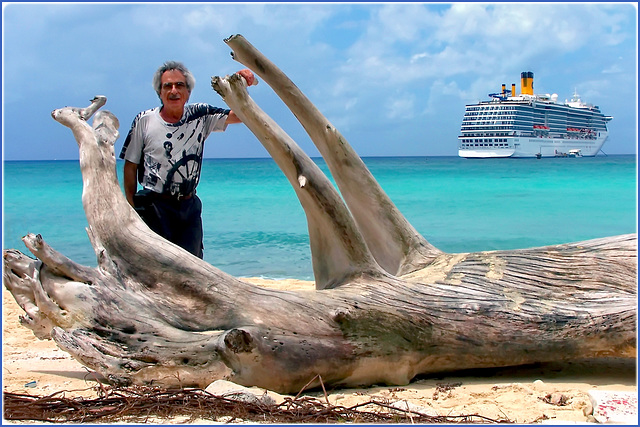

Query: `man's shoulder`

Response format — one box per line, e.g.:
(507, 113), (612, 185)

(184, 103), (230, 120)
(129, 107), (159, 125)
(135, 107), (160, 120)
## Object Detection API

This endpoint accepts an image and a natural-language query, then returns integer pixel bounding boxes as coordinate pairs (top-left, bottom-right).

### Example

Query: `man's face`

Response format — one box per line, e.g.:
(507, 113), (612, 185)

(160, 69), (190, 110)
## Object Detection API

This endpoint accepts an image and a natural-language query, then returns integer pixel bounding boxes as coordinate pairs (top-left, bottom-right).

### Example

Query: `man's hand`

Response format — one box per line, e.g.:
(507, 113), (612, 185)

(236, 69), (257, 86)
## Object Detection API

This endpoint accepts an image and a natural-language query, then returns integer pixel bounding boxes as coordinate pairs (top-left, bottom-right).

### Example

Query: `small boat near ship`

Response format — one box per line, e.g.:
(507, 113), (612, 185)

(458, 72), (612, 158)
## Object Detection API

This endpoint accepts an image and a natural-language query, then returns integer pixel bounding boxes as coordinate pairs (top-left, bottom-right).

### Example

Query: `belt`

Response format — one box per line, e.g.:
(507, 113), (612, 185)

(155, 192), (194, 201)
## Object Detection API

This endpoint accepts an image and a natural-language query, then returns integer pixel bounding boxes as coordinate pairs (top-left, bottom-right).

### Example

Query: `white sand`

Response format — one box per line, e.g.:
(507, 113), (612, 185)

(3, 279), (636, 424)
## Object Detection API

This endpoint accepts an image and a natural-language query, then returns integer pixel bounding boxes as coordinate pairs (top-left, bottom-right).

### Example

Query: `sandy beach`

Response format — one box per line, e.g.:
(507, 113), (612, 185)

(3, 278), (637, 424)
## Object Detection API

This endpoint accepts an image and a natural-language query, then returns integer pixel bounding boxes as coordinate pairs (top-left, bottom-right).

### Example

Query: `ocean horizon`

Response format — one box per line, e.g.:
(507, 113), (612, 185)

(3, 154), (637, 281)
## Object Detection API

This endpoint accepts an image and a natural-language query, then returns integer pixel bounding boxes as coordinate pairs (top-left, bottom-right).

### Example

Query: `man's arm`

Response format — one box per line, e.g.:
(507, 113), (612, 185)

(123, 160), (139, 207)
(226, 110), (243, 124)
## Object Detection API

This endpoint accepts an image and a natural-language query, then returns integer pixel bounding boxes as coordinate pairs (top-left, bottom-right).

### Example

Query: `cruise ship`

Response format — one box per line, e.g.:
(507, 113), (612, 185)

(458, 72), (612, 158)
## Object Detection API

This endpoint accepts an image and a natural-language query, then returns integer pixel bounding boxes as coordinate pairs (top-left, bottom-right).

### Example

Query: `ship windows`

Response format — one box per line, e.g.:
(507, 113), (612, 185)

(460, 142), (511, 149)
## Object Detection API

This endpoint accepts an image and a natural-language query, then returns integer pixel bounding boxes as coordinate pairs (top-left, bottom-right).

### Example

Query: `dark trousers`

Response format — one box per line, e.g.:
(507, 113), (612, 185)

(134, 190), (204, 258)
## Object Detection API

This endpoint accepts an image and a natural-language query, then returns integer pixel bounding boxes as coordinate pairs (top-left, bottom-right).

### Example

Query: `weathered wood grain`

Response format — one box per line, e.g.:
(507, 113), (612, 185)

(3, 35), (636, 394)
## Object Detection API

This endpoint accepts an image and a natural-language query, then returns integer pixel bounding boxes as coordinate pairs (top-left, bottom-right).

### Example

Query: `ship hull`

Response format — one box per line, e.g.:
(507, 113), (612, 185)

(459, 134), (608, 159)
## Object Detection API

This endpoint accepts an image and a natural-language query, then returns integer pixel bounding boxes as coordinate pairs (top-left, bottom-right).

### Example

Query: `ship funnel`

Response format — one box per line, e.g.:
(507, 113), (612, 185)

(501, 84), (506, 97)
(521, 71), (534, 95)
(512, 83), (516, 97)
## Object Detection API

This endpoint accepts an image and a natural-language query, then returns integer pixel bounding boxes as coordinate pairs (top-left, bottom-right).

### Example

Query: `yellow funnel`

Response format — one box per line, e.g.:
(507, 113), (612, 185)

(521, 71), (534, 95)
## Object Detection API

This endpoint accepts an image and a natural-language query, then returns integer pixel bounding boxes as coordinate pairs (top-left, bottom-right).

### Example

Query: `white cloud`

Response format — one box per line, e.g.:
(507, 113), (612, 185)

(410, 53), (428, 64)
(602, 64), (623, 74)
(386, 93), (416, 120)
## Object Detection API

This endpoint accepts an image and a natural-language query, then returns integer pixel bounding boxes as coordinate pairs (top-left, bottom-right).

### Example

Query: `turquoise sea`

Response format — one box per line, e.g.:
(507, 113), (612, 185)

(2, 155), (637, 281)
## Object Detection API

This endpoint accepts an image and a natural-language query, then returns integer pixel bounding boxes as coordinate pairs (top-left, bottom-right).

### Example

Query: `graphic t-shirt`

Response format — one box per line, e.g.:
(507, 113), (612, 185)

(119, 103), (230, 197)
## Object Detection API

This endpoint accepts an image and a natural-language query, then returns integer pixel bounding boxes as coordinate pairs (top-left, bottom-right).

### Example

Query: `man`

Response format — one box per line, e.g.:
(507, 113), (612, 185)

(119, 61), (254, 258)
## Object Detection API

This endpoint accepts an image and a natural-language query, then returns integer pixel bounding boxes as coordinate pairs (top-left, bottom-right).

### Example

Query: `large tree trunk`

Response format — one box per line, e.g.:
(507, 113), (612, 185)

(3, 35), (636, 394)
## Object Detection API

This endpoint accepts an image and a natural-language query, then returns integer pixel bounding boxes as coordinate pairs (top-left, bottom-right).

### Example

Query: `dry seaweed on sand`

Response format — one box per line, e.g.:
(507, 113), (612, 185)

(3, 385), (511, 424)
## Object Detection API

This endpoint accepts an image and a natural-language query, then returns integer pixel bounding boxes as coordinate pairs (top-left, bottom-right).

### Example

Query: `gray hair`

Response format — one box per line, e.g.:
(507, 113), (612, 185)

(152, 61), (196, 97)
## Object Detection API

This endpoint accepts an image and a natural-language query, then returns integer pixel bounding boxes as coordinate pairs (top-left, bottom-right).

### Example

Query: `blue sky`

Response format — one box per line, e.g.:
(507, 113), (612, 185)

(2, 2), (638, 161)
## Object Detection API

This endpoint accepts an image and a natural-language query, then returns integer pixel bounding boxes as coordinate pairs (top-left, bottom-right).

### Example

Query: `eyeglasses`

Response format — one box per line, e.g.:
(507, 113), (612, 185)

(161, 81), (188, 91)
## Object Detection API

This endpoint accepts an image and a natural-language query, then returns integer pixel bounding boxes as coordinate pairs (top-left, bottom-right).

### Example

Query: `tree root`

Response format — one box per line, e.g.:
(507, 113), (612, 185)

(3, 385), (512, 424)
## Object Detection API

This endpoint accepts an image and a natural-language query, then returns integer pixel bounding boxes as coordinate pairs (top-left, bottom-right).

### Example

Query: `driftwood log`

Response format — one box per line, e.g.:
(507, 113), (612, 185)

(3, 34), (636, 394)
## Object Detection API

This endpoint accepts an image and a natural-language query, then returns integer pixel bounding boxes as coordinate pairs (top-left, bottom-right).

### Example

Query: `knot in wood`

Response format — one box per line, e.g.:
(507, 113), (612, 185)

(332, 308), (351, 323)
(224, 329), (254, 354)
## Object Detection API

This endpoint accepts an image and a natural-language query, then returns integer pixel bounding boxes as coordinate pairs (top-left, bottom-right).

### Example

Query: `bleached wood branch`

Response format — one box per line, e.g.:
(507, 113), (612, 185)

(3, 35), (636, 394)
